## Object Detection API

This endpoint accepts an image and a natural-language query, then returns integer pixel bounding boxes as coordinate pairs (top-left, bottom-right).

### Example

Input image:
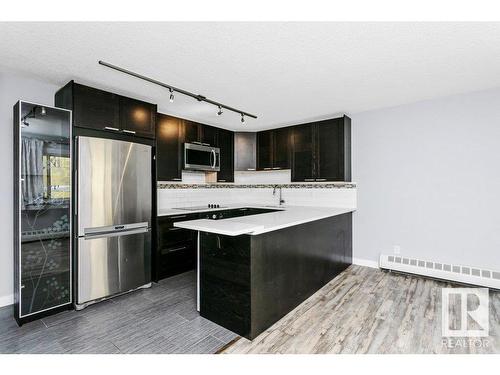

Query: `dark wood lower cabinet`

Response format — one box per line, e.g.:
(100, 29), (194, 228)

(156, 214), (199, 281)
(155, 208), (280, 282)
(200, 213), (352, 339)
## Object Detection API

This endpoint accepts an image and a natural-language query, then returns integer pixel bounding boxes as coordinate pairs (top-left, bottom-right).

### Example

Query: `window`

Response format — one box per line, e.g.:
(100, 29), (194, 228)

(43, 155), (70, 200)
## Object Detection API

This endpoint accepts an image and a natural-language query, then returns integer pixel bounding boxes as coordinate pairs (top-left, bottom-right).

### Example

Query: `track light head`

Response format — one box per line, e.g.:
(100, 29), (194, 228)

(217, 106), (223, 116)
(241, 113), (245, 124)
(41, 106), (46, 116)
(169, 89), (174, 103)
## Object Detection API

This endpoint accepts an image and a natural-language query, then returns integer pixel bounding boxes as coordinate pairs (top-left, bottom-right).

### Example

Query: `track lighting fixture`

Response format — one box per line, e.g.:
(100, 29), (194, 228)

(98, 61), (257, 124)
(41, 106), (46, 116)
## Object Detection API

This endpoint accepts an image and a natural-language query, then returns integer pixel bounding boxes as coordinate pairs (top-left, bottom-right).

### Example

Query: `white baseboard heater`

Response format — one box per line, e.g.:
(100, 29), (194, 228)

(379, 254), (500, 290)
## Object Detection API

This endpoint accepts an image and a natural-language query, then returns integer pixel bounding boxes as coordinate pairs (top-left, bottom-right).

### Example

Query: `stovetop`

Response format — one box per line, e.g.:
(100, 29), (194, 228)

(173, 205), (228, 211)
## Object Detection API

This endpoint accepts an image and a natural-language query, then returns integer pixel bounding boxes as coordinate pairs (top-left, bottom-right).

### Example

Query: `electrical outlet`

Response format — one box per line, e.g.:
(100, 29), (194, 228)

(393, 245), (401, 255)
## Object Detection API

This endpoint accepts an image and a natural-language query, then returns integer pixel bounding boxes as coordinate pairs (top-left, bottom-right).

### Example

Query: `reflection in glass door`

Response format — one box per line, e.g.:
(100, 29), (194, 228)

(14, 101), (72, 323)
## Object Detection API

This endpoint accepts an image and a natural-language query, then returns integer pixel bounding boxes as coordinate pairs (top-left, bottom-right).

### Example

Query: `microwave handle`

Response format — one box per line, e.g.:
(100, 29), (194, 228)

(211, 149), (216, 168)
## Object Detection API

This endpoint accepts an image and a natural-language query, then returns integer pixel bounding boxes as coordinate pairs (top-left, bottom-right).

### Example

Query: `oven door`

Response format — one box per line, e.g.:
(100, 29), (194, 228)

(184, 143), (220, 171)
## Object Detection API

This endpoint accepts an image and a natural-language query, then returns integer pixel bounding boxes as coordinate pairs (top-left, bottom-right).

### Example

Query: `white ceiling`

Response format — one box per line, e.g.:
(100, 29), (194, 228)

(1, 22), (500, 131)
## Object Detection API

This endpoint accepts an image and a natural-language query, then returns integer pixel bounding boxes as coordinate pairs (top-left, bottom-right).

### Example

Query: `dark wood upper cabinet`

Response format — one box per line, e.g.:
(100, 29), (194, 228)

(217, 128), (234, 182)
(201, 125), (218, 146)
(256, 130), (273, 170)
(316, 118), (343, 181)
(55, 82), (120, 131)
(256, 128), (291, 170)
(55, 81), (157, 139)
(273, 127), (291, 169)
(291, 116), (351, 182)
(291, 124), (316, 181)
(120, 97), (156, 138)
(156, 114), (182, 181)
(155, 115), (235, 182)
(183, 120), (201, 143)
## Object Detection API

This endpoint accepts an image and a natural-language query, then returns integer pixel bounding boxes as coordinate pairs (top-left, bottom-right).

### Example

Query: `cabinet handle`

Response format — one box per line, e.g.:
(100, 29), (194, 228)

(192, 141), (202, 145)
(172, 178), (182, 181)
(304, 178), (315, 181)
(201, 142), (210, 146)
(122, 129), (136, 134)
(169, 246), (188, 253)
(104, 126), (120, 132)
(315, 178), (327, 182)
(167, 227), (182, 231)
(218, 179), (226, 182)
(170, 215), (187, 219)
(272, 167), (281, 170)
(263, 167), (272, 170)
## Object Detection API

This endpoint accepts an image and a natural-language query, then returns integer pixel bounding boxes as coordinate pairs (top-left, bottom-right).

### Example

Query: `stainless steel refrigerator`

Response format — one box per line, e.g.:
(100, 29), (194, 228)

(76, 136), (152, 309)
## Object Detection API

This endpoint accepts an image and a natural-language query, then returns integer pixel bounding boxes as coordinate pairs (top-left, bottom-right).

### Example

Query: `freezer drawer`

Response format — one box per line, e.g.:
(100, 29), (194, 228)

(78, 229), (151, 305)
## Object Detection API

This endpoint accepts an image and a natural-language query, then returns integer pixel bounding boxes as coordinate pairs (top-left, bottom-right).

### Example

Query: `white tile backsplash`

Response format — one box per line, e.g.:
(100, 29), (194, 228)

(157, 187), (357, 210)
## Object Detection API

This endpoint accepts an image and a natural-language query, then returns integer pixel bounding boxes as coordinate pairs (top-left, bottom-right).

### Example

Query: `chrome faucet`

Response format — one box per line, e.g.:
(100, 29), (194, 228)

(273, 185), (285, 206)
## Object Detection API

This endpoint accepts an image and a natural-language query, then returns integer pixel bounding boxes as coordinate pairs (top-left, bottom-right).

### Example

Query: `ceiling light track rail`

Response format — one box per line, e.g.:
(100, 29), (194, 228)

(98, 60), (257, 119)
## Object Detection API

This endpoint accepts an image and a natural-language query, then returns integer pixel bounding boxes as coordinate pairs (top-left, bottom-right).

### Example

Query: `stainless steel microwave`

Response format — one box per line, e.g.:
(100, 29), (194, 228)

(184, 142), (220, 171)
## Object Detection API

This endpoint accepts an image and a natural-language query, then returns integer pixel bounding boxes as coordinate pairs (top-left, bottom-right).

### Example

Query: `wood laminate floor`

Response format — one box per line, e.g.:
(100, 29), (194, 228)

(3, 265), (499, 354)
(223, 265), (500, 354)
(0, 271), (238, 354)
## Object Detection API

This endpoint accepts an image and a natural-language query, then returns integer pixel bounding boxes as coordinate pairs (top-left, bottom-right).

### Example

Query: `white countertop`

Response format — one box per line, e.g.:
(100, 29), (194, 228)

(171, 205), (355, 236)
(158, 204), (269, 217)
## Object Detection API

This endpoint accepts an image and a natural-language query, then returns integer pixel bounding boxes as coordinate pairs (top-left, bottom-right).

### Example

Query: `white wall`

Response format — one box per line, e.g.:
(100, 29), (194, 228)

(0, 71), (58, 306)
(234, 170), (291, 184)
(352, 87), (500, 270)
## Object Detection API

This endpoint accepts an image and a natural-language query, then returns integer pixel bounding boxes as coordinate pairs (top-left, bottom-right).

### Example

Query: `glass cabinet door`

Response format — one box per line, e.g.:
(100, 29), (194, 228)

(17, 101), (72, 318)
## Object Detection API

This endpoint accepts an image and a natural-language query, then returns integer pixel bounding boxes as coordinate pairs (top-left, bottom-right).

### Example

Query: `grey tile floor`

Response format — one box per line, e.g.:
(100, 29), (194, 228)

(0, 271), (239, 354)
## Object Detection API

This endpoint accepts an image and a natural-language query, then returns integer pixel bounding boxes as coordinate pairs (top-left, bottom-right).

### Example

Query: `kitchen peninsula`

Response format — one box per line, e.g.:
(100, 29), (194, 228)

(171, 205), (354, 339)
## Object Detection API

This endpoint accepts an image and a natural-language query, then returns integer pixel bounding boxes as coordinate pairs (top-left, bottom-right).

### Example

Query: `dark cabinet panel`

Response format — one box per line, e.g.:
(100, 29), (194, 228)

(72, 83), (120, 131)
(291, 116), (351, 182)
(156, 214), (199, 281)
(183, 120), (201, 144)
(120, 97), (156, 138)
(256, 128), (291, 170)
(55, 81), (157, 140)
(201, 124), (218, 146)
(315, 116), (351, 181)
(156, 114), (182, 181)
(273, 127), (291, 169)
(217, 128), (234, 182)
(291, 124), (315, 181)
(256, 130), (273, 170)
(200, 233), (251, 337)
(316, 118), (343, 181)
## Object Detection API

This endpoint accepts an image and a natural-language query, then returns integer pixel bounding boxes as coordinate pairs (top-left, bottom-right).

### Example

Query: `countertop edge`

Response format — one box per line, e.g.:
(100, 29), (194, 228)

(171, 206), (355, 236)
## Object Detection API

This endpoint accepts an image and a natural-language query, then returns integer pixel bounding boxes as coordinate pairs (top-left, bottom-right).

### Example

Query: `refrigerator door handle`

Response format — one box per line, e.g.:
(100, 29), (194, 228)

(83, 226), (150, 240)
(83, 222), (149, 238)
